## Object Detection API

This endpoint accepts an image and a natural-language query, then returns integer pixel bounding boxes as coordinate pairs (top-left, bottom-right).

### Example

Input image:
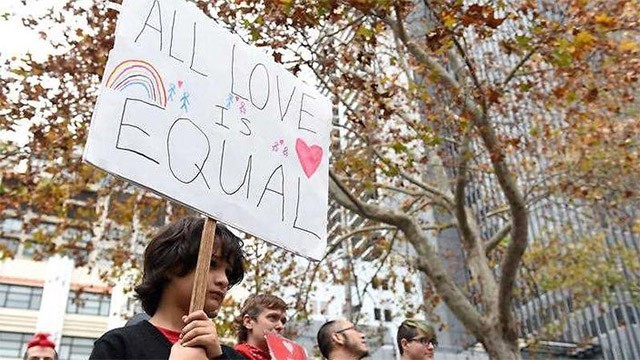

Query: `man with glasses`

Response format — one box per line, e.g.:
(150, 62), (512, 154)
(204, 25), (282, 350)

(396, 319), (437, 360)
(317, 320), (369, 359)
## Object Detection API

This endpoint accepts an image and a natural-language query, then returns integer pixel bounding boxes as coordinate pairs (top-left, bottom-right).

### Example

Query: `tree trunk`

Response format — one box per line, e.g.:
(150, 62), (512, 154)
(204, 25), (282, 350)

(481, 331), (521, 360)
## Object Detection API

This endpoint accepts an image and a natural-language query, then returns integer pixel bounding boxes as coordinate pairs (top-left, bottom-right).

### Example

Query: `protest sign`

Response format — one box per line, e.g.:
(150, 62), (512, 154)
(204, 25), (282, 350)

(265, 332), (308, 360)
(84, 0), (331, 260)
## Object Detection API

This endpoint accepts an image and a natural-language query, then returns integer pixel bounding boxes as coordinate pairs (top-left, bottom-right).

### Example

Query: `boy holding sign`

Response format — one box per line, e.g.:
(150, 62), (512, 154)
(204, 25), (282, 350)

(90, 216), (246, 359)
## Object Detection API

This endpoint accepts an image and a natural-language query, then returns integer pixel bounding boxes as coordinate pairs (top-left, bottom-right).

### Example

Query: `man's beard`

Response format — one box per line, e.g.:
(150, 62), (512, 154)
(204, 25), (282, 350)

(345, 337), (369, 359)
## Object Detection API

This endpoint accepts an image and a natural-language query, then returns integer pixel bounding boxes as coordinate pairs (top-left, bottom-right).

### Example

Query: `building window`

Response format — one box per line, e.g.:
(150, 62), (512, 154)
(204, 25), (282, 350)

(0, 331), (32, 359)
(374, 308), (381, 321)
(59, 336), (95, 360)
(0, 283), (43, 310)
(22, 241), (44, 260)
(32, 221), (57, 235)
(61, 228), (92, 264)
(626, 306), (637, 325)
(384, 309), (392, 322)
(1, 218), (22, 234)
(66, 291), (111, 316)
(312, 300), (328, 315)
(65, 201), (97, 221)
(614, 307), (625, 326)
(62, 228), (92, 243)
(597, 316), (606, 332)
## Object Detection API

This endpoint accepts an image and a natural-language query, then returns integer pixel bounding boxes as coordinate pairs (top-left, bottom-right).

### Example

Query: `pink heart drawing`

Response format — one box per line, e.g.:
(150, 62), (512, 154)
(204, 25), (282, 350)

(178, 80), (183, 88)
(295, 138), (323, 178)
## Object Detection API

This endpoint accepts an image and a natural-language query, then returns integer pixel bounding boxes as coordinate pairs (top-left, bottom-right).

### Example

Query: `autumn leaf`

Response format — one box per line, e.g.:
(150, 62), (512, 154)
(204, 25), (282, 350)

(573, 30), (596, 51)
(619, 39), (638, 53)
(594, 13), (617, 28)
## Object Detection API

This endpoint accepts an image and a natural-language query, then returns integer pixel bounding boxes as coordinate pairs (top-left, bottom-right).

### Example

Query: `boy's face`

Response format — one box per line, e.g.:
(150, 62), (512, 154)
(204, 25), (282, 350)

(167, 247), (230, 317)
(401, 329), (436, 360)
(244, 307), (287, 348)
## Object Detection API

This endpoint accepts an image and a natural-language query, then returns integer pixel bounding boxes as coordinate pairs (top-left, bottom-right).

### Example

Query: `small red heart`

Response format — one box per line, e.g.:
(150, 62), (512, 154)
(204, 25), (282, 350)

(295, 139), (323, 178)
(178, 81), (183, 88)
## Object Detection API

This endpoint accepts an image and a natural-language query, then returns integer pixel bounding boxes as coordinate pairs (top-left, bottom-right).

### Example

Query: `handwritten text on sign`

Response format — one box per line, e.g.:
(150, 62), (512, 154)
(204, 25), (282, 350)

(84, 0), (330, 260)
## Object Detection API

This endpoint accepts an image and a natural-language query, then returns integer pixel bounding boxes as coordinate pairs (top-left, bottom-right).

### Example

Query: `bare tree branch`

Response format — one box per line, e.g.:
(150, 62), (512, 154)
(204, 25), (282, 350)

(501, 47), (537, 88)
(422, 221), (457, 232)
(484, 222), (512, 255)
(454, 132), (477, 248)
(329, 169), (488, 336)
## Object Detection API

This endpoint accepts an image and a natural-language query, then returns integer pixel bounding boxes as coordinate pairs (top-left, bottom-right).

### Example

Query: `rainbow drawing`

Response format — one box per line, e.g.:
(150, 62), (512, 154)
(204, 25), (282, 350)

(105, 59), (167, 108)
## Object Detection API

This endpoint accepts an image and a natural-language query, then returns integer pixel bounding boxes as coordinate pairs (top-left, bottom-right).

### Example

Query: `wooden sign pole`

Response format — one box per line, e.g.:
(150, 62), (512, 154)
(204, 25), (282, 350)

(189, 217), (217, 313)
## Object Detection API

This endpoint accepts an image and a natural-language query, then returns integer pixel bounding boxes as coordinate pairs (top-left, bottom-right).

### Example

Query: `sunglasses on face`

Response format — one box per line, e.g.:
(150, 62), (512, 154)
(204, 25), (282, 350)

(335, 325), (357, 334)
(410, 337), (438, 348)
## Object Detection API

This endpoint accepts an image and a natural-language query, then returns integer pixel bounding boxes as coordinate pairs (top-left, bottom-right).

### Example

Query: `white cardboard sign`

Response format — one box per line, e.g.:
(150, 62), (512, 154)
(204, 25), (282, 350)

(84, 0), (330, 260)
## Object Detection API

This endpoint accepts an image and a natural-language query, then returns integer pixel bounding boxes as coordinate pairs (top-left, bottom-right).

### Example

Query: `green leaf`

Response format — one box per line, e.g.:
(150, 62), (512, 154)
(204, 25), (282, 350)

(515, 35), (532, 50)
(552, 49), (572, 68)
(356, 25), (374, 39)
(391, 142), (408, 154)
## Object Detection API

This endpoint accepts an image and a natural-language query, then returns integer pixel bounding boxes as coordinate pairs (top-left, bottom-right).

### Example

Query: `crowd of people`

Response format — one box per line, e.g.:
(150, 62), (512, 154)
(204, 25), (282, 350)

(24, 216), (437, 360)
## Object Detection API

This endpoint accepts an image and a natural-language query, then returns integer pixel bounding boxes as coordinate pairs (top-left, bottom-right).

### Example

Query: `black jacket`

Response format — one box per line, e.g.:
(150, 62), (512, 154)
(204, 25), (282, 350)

(89, 320), (247, 359)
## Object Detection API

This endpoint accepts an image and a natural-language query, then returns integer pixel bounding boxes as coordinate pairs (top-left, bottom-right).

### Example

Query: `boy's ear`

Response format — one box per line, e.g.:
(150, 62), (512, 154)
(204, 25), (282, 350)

(401, 338), (409, 350)
(242, 314), (254, 330)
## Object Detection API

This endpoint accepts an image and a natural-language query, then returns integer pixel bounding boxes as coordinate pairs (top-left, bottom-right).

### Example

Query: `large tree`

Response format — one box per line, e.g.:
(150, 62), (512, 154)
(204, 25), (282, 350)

(210, 0), (639, 358)
(1, 0), (639, 358)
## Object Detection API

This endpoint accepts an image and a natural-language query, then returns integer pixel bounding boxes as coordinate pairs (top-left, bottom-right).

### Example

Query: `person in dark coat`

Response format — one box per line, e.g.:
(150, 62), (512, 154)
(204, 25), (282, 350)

(90, 216), (246, 359)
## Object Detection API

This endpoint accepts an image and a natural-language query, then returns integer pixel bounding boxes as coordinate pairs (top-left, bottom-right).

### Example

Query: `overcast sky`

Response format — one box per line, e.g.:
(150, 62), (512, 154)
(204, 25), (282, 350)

(1, 0), (94, 145)
(1, 0), (97, 61)
(1, 0), (50, 61)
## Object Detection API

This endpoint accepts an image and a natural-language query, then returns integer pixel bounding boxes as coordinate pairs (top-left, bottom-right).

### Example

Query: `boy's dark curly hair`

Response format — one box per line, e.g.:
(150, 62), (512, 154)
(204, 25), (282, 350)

(134, 216), (244, 315)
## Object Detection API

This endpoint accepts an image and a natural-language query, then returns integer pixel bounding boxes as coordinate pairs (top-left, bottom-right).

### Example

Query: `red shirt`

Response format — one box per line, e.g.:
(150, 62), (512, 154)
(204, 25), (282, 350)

(156, 326), (181, 344)
(234, 343), (271, 360)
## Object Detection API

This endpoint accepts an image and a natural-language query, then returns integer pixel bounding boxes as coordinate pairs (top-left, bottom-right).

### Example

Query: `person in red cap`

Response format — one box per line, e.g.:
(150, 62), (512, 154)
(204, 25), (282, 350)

(24, 332), (58, 360)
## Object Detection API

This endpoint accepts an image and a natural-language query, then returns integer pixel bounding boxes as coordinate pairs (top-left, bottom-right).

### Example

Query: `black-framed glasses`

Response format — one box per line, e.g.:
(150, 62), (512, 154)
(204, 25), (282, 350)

(410, 337), (438, 348)
(335, 325), (356, 334)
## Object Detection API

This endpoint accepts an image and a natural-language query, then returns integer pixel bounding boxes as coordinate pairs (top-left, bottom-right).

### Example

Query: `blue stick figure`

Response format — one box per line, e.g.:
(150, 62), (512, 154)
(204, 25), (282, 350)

(168, 83), (177, 101)
(180, 92), (190, 112)
(225, 93), (234, 108)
